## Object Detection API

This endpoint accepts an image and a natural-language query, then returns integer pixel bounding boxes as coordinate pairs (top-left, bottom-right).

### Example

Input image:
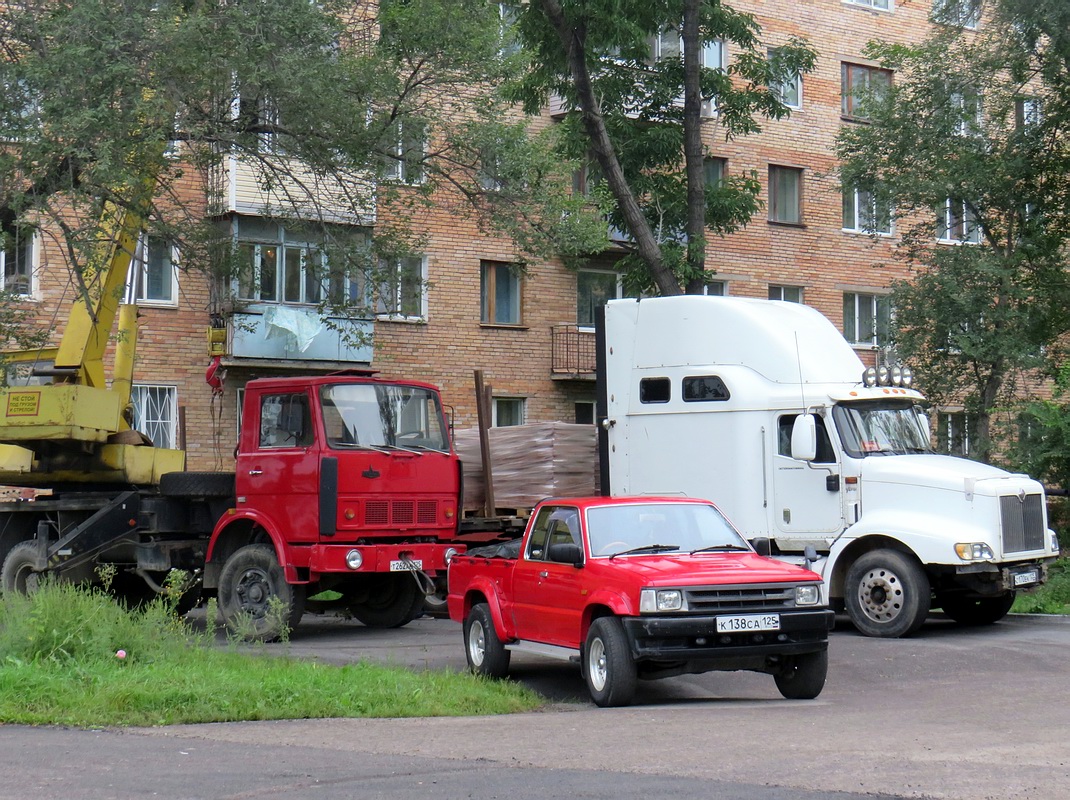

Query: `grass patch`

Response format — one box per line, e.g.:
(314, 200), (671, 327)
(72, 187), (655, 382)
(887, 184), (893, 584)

(0, 579), (541, 727)
(1012, 557), (1070, 614)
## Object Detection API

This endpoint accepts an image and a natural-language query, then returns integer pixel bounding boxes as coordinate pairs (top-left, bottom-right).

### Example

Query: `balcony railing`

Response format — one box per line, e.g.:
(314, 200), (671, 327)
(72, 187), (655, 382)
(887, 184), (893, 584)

(551, 324), (596, 378)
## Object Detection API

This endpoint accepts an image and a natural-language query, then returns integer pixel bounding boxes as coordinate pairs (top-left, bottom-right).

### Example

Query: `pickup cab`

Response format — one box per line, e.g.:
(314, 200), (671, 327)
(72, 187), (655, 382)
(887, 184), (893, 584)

(447, 495), (835, 707)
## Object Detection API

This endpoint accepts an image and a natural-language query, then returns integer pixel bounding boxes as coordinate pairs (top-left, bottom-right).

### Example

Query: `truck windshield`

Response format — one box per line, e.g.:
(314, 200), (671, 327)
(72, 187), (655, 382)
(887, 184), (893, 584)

(319, 384), (450, 452)
(832, 400), (932, 458)
(586, 502), (749, 558)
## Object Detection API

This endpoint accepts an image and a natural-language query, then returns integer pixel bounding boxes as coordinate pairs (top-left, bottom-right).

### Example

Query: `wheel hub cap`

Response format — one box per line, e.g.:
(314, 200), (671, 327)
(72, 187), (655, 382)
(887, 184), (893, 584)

(858, 567), (903, 622)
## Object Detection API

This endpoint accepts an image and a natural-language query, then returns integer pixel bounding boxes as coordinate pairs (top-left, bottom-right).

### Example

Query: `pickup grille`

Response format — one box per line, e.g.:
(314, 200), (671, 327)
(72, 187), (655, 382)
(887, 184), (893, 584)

(363, 500), (439, 527)
(1001, 493), (1046, 554)
(684, 583), (798, 613)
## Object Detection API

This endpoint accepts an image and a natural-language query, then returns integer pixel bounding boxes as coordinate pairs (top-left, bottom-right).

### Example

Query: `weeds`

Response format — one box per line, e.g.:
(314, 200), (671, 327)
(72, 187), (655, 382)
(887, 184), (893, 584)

(1013, 557), (1070, 614)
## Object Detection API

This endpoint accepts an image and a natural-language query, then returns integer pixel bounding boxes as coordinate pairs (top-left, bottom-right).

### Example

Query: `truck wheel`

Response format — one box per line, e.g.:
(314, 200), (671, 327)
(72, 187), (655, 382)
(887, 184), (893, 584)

(1, 541), (46, 596)
(584, 617), (637, 708)
(774, 650), (828, 700)
(938, 592), (1015, 626)
(159, 471), (235, 498)
(218, 544), (305, 642)
(464, 603), (511, 678)
(845, 549), (930, 638)
(347, 574), (425, 628)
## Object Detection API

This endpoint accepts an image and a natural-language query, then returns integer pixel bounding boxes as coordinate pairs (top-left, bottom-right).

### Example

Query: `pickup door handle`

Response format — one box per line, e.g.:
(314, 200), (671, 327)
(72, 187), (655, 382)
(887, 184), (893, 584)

(248, 469), (263, 476)
(539, 571), (549, 578)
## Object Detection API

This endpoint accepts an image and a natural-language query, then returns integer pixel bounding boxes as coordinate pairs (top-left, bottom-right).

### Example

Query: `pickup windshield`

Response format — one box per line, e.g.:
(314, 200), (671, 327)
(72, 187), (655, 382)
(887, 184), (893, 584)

(319, 383), (450, 452)
(586, 502), (750, 558)
(832, 400), (932, 458)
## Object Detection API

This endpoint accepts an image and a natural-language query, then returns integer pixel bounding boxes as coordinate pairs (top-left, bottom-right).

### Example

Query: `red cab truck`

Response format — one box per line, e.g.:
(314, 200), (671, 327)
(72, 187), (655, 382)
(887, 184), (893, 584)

(447, 495), (834, 707)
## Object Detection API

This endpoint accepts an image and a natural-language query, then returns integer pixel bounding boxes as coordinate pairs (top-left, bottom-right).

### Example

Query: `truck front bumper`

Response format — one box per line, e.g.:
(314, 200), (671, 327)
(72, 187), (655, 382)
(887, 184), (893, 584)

(621, 609), (834, 663)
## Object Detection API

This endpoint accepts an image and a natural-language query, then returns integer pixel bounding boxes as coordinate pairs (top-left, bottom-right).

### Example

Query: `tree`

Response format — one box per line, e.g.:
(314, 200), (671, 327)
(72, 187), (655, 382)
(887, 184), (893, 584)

(835, 4), (1070, 462)
(0, 0), (599, 348)
(508, 0), (815, 295)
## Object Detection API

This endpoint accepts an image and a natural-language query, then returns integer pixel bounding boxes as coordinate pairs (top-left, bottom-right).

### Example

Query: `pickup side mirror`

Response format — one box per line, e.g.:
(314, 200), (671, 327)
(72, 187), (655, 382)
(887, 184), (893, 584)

(750, 537), (772, 557)
(547, 543), (584, 567)
(791, 414), (818, 462)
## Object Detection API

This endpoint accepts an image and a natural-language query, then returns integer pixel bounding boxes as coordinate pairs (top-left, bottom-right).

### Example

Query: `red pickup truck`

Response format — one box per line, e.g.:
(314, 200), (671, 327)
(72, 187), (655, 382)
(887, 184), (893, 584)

(447, 495), (834, 707)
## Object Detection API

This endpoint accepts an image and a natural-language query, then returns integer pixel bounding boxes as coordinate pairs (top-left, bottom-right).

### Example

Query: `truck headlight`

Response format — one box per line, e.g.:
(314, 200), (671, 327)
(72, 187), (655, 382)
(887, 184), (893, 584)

(639, 588), (687, 612)
(444, 547), (459, 565)
(954, 542), (995, 561)
(794, 584), (821, 606)
(345, 549), (364, 570)
(1052, 532), (1060, 554)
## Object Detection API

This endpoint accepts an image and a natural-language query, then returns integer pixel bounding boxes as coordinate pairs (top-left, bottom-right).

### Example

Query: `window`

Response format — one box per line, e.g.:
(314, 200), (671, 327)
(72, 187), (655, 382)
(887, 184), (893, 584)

(845, 0), (891, 9)
(376, 256), (425, 319)
(769, 285), (804, 303)
(259, 392), (313, 448)
(235, 218), (326, 305)
(843, 292), (892, 346)
(932, 0), (981, 29)
(683, 376), (730, 402)
(841, 63), (892, 121)
(768, 48), (802, 109)
(1015, 97), (1042, 129)
(382, 120), (425, 184)
(842, 187), (892, 234)
(1, 220), (33, 296)
(769, 166), (803, 224)
(237, 90), (282, 154)
(131, 385), (178, 449)
(574, 401), (595, 425)
(937, 198), (981, 243)
(499, 4), (521, 56)
(648, 29), (724, 116)
(492, 397), (525, 427)
(704, 157), (725, 186)
(703, 280), (726, 296)
(480, 260), (522, 324)
(639, 377), (670, 404)
(577, 269), (619, 328)
(936, 412), (978, 457)
(777, 414), (836, 463)
(949, 87), (982, 136)
(125, 235), (177, 305)
(701, 39), (726, 116)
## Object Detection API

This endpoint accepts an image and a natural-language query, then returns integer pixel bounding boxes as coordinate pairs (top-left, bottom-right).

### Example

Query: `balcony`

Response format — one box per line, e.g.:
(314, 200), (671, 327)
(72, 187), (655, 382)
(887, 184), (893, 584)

(228, 304), (373, 363)
(551, 325), (596, 379)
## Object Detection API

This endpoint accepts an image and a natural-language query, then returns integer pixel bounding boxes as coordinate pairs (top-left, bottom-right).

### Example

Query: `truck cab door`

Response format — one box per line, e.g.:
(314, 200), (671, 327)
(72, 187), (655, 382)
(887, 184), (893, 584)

(772, 413), (844, 537)
(237, 390), (320, 544)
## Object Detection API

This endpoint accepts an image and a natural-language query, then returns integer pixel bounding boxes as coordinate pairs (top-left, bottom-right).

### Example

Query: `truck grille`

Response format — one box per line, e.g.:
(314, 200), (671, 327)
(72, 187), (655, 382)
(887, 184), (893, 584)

(684, 583), (797, 613)
(364, 500), (439, 527)
(1001, 493), (1046, 554)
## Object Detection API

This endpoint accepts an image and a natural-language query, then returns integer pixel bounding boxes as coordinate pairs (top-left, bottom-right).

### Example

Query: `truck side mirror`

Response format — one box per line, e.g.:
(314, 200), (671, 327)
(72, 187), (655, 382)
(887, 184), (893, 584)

(791, 414), (818, 462)
(547, 543), (584, 567)
(750, 537), (771, 556)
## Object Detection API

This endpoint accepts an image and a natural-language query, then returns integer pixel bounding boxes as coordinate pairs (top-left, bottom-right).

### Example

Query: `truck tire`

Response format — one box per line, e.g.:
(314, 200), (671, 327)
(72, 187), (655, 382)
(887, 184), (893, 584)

(774, 649), (828, 700)
(1, 540), (46, 596)
(845, 549), (930, 638)
(938, 592), (1015, 626)
(159, 471), (235, 498)
(347, 574), (426, 628)
(218, 544), (305, 642)
(584, 617), (637, 708)
(464, 603), (511, 678)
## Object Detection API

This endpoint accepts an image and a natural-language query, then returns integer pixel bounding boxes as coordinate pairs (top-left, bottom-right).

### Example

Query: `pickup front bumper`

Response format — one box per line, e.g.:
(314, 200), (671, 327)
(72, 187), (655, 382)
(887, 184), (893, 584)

(621, 609), (834, 663)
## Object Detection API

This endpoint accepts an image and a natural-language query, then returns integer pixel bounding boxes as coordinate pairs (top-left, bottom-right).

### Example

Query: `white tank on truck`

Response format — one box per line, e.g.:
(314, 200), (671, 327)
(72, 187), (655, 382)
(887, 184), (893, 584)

(598, 295), (1060, 637)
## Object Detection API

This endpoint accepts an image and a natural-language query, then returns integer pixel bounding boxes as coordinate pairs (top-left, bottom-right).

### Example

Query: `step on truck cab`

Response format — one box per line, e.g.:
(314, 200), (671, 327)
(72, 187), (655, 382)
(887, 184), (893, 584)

(599, 296), (1061, 638)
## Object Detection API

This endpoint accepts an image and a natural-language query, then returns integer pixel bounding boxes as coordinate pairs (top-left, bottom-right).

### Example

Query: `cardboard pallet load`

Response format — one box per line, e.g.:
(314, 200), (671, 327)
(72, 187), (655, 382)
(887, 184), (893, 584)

(454, 422), (598, 514)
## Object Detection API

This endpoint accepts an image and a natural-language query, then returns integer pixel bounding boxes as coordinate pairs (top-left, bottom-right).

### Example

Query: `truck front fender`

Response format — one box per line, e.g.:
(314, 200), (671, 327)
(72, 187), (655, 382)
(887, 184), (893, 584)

(835, 507), (995, 567)
(205, 509), (292, 588)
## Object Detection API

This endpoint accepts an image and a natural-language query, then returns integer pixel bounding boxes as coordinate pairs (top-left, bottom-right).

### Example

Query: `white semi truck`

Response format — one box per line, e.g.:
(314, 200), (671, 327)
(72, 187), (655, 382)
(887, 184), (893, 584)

(597, 296), (1060, 637)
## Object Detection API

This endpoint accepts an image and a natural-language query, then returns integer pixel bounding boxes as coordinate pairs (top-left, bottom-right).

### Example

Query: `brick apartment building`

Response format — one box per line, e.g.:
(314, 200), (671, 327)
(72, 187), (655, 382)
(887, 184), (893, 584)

(3, 0), (981, 472)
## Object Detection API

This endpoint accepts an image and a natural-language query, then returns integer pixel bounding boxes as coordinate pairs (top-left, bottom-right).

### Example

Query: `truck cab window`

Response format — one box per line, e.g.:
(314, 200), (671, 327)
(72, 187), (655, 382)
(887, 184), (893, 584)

(778, 414), (836, 463)
(525, 507), (554, 561)
(639, 377), (671, 403)
(259, 393), (313, 448)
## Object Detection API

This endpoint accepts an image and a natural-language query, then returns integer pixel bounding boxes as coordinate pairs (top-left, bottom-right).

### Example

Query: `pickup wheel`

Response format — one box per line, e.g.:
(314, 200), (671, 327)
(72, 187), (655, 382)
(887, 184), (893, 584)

(218, 544), (305, 642)
(348, 574), (425, 628)
(938, 592), (1015, 626)
(464, 603), (510, 678)
(774, 649), (828, 700)
(845, 549), (930, 638)
(584, 617), (637, 708)
(1, 540), (46, 596)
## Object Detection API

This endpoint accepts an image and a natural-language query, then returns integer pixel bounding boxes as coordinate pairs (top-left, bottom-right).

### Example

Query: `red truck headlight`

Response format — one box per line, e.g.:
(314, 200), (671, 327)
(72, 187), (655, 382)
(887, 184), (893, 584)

(794, 584), (821, 606)
(345, 549), (364, 570)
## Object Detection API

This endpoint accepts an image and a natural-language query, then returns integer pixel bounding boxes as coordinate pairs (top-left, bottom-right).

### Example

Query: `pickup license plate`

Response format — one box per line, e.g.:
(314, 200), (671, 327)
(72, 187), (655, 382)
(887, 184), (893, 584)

(1012, 569), (1039, 587)
(716, 613), (781, 633)
(389, 559), (423, 572)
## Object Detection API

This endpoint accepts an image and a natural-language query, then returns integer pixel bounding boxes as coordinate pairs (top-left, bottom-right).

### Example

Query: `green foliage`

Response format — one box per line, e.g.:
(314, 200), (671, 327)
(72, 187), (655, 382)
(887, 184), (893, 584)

(0, 581), (541, 727)
(1008, 367), (1070, 491)
(1013, 558), (1070, 615)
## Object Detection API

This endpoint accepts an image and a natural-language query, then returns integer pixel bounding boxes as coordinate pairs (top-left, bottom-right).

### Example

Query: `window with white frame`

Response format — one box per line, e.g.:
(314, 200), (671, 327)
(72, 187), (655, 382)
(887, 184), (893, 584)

(843, 292), (892, 346)
(936, 411), (978, 457)
(382, 119), (425, 184)
(481, 260), (522, 325)
(703, 280), (727, 296)
(842, 186), (892, 234)
(769, 165), (803, 224)
(235, 218), (326, 304)
(769, 285), (804, 303)
(648, 30), (725, 116)
(492, 396), (525, 427)
(949, 87), (983, 136)
(499, 3), (521, 56)
(937, 198), (981, 243)
(237, 89), (282, 154)
(376, 255), (425, 319)
(131, 385), (178, 449)
(0, 219), (33, 296)
(932, 0), (981, 29)
(845, 0), (891, 10)
(701, 39), (725, 116)
(1015, 97), (1042, 129)
(577, 269), (620, 328)
(768, 48), (802, 109)
(125, 234), (178, 305)
(841, 63), (892, 121)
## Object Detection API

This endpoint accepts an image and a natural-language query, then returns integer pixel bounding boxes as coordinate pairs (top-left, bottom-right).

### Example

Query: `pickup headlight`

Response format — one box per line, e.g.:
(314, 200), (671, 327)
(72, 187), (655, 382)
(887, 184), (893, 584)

(954, 542), (995, 561)
(794, 584), (821, 606)
(639, 588), (688, 612)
